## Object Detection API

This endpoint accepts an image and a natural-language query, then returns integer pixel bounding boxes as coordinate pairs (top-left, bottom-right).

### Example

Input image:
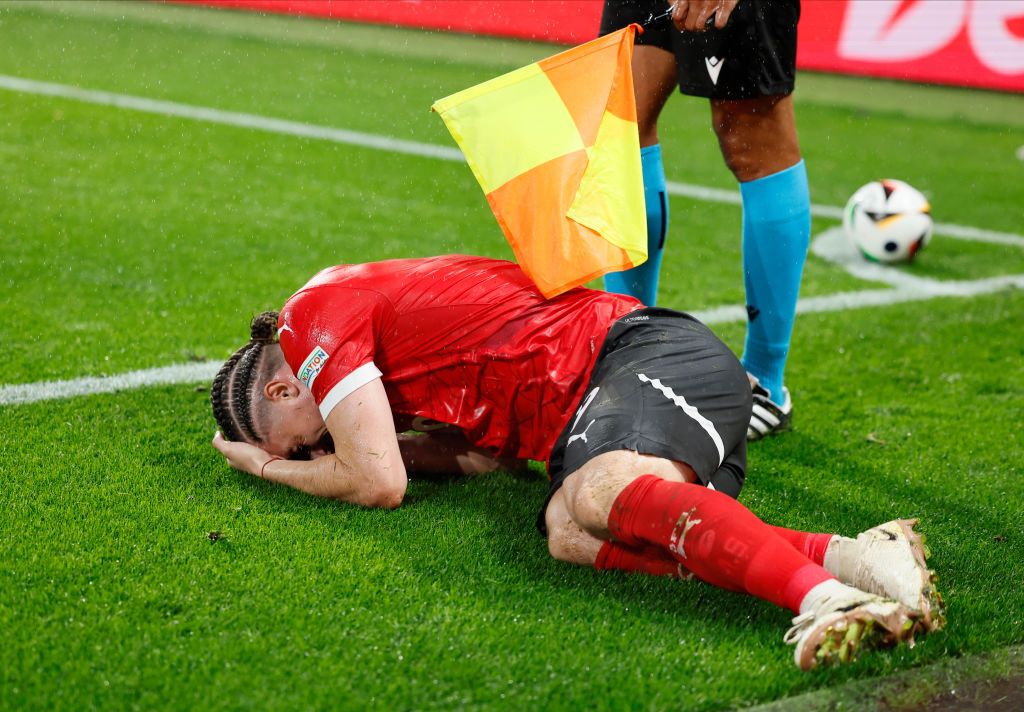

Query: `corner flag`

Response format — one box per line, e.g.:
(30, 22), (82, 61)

(432, 27), (646, 298)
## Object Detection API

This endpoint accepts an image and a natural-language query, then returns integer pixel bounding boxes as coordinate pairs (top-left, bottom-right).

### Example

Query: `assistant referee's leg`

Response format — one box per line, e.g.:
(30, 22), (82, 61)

(712, 94), (810, 407)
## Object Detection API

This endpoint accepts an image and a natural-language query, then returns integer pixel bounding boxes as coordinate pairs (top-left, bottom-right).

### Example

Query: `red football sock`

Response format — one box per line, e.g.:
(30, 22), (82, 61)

(768, 526), (835, 566)
(607, 475), (835, 613)
(594, 540), (688, 578)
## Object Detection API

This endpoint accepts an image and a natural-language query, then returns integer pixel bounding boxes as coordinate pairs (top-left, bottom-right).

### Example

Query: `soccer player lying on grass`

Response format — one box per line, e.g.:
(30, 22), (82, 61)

(210, 255), (943, 670)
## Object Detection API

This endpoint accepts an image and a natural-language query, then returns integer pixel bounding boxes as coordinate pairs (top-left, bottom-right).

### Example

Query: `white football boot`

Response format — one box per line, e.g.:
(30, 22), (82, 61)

(785, 590), (920, 670)
(747, 379), (792, 441)
(824, 518), (945, 632)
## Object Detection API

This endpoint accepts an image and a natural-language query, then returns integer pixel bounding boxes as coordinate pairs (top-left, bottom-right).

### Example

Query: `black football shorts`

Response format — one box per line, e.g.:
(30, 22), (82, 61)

(600, 0), (800, 100)
(538, 308), (751, 535)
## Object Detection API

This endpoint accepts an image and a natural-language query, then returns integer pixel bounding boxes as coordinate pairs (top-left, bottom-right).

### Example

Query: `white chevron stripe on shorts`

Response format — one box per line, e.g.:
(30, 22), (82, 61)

(637, 373), (725, 465)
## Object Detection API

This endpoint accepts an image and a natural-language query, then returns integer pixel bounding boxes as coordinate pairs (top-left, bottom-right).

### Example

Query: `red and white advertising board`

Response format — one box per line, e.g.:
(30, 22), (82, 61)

(178, 0), (1024, 93)
(800, 0), (1024, 93)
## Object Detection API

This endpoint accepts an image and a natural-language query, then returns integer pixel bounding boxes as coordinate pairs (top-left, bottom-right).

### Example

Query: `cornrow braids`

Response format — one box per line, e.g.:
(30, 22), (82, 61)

(210, 311), (281, 444)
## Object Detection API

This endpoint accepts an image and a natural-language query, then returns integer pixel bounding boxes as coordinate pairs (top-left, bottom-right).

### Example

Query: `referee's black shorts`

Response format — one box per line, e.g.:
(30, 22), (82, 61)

(538, 308), (751, 535)
(600, 0), (800, 100)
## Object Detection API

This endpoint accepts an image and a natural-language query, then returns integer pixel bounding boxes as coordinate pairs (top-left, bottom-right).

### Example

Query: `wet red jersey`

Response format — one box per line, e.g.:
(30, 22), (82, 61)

(277, 255), (640, 460)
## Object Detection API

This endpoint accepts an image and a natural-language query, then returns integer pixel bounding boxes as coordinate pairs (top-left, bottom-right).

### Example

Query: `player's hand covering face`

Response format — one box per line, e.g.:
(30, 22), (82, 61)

(212, 431), (279, 478)
(211, 429), (335, 477)
(289, 430), (335, 460)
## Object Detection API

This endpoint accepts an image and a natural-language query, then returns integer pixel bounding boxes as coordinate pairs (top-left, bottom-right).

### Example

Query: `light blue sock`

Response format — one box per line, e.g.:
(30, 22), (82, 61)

(740, 160), (811, 405)
(604, 144), (668, 306)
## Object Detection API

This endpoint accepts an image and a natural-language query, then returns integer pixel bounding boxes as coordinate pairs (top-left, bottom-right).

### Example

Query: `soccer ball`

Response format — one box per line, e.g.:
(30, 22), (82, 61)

(843, 179), (933, 263)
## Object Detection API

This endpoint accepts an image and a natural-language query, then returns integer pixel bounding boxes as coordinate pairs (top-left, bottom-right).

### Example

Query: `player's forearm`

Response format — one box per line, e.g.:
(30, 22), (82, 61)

(260, 453), (407, 508)
(398, 433), (478, 475)
(398, 432), (528, 476)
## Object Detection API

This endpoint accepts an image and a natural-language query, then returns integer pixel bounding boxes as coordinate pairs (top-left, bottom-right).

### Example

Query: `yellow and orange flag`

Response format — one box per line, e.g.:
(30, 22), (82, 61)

(432, 27), (646, 298)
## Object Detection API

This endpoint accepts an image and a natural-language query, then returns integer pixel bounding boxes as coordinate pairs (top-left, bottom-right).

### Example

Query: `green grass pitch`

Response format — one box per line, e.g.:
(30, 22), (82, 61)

(1, 2), (1022, 709)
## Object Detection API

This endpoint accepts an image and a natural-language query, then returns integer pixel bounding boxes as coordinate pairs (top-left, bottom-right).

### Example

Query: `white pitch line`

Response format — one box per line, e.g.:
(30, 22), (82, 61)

(926, 222), (1024, 247)
(1, 73), (1021, 247)
(693, 274), (1024, 324)
(6, 269), (1022, 406)
(0, 362), (219, 406)
(0, 74), (463, 162)
(667, 180), (847, 222)
(665, 180), (1024, 246)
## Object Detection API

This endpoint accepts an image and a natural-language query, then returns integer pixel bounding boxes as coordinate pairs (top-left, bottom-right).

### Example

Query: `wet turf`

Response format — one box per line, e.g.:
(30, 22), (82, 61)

(1, 3), (1022, 709)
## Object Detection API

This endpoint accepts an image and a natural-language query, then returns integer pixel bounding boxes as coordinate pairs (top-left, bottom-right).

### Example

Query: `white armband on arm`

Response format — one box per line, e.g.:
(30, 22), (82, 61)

(318, 362), (384, 420)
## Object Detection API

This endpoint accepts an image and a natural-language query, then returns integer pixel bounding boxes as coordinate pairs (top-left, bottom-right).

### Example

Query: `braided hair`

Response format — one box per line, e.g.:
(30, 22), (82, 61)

(210, 311), (281, 444)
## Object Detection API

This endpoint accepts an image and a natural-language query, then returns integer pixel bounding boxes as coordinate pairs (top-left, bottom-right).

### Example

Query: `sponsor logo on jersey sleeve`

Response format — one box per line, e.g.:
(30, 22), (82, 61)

(298, 346), (330, 389)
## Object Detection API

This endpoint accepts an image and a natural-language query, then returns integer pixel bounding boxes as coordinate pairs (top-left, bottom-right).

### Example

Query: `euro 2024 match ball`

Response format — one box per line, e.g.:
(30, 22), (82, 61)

(843, 179), (934, 263)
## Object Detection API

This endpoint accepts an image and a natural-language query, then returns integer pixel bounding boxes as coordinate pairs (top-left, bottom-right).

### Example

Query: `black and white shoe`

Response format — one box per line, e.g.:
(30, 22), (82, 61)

(748, 381), (792, 441)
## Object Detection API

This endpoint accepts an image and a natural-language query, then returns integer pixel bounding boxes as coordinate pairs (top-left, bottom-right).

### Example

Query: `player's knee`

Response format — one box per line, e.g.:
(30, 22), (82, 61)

(562, 454), (683, 535)
(545, 489), (588, 563)
(714, 129), (758, 181)
(545, 502), (602, 566)
(711, 97), (801, 182)
(564, 471), (615, 535)
(545, 524), (578, 563)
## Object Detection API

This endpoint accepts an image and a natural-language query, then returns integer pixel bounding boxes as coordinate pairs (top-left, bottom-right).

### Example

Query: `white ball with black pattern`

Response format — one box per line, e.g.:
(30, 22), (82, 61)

(843, 179), (933, 264)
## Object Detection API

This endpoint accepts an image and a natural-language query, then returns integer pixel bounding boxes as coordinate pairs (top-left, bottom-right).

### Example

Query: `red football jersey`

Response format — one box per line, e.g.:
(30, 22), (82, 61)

(277, 255), (640, 460)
